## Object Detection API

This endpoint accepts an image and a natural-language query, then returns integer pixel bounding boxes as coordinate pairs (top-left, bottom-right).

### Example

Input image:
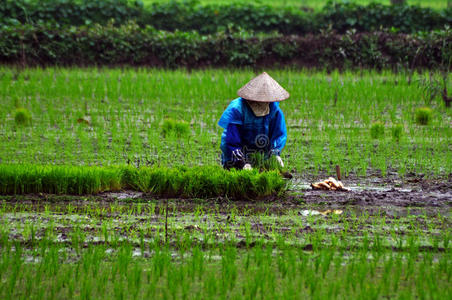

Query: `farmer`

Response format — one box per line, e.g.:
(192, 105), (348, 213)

(218, 72), (289, 170)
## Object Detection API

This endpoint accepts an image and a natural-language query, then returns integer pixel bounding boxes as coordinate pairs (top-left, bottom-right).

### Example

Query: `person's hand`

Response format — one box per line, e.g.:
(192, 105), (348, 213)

(276, 156), (284, 168)
(232, 149), (245, 163)
(243, 164), (252, 170)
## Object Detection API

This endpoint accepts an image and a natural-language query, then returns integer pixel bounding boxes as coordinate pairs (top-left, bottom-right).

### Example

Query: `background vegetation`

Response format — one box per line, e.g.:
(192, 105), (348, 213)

(1, 1), (451, 34)
(140, 0), (450, 10)
(1, 24), (450, 69)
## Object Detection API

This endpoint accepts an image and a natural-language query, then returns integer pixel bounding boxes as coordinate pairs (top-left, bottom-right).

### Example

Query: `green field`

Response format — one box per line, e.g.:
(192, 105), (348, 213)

(1, 68), (451, 178)
(1, 66), (451, 299)
(141, 0), (450, 10)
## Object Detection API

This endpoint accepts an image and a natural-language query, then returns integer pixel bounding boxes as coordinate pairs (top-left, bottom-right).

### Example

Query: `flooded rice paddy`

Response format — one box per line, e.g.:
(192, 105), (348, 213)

(0, 175), (450, 299)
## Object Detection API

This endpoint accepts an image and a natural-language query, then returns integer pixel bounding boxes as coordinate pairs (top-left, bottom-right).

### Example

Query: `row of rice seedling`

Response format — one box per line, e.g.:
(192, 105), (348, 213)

(0, 243), (449, 299)
(0, 68), (450, 177)
(0, 164), (286, 198)
(0, 164), (122, 195)
(0, 199), (450, 299)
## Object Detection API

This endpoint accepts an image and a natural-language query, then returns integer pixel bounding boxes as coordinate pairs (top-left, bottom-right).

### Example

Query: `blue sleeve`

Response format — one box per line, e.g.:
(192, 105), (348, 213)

(269, 107), (287, 155)
(218, 99), (243, 129)
(225, 124), (242, 154)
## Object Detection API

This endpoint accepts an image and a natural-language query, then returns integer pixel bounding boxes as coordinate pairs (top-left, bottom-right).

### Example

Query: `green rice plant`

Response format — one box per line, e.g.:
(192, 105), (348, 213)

(14, 108), (31, 126)
(0, 164), (122, 195)
(2, 203), (450, 300)
(0, 164), (287, 198)
(370, 121), (385, 139)
(0, 68), (450, 178)
(161, 118), (190, 138)
(415, 107), (433, 125)
(391, 124), (403, 141)
(121, 165), (286, 199)
(248, 152), (283, 171)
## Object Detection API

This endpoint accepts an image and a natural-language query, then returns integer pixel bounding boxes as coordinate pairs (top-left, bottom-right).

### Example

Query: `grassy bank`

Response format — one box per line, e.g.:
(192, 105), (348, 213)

(1, 68), (450, 178)
(0, 165), (286, 198)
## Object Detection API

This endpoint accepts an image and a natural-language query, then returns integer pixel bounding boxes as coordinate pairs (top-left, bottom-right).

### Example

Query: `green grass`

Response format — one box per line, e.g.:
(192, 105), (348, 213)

(0, 164), (286, 198)
(139, 0), (450, 10)
(0, 68), (450, 178)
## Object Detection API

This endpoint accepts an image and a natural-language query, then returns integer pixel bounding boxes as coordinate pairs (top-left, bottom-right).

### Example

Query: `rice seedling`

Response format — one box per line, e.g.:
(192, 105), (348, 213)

(370, 121), (385, 139)
(415, 107), (433, 125)
(13, 107), (31, 126)
(391, 123), (403, 141)
(0, 164), (286, 198)
(161, 118), (190, 138)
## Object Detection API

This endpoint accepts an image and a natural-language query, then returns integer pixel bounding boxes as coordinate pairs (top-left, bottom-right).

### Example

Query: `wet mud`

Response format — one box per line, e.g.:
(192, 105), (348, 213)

(290, 174), (452, 209)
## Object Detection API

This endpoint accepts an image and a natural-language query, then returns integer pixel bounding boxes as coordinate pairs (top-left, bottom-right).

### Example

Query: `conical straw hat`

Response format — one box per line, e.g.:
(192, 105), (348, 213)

(237, 72), (289, 102)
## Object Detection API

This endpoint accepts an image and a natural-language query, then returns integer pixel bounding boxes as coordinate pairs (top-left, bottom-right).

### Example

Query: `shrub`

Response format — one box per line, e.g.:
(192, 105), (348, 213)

(1, 1), (450, 34)
(14, 108), (31, 125)
(370, 122), (385, 139)
(319, 2), (451, 34)
(0, 0), (142, 27)
(391, 124), (403, 141)
(0, 24), (450, 69)
(161, 118), (190, 138)
(415, 107), (433, 125)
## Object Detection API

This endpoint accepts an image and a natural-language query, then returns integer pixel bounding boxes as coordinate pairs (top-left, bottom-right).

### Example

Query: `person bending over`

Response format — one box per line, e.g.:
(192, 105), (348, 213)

(218, 72), (289, 170)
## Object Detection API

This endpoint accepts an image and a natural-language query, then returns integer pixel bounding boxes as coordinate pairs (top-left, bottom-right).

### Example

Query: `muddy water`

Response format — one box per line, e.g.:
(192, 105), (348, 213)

(0, 174), (450, 251)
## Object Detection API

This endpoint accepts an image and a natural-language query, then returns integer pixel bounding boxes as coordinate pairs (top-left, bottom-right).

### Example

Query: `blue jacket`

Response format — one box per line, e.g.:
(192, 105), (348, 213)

(218, 97), (287, 164)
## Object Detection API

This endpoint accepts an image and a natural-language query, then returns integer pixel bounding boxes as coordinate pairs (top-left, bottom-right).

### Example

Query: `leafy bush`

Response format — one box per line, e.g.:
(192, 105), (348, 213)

(0, 23), (450, 69)
(370, 121), (385, 139)
(320, 2), (451, 34)
(0, 1), (451, 34)
(14, 107), (31, 125)
(161, 118), (190, 138)
(391, 124), (403, 141)
(415, 107), (433, 125)
(0, 0), (143, 27)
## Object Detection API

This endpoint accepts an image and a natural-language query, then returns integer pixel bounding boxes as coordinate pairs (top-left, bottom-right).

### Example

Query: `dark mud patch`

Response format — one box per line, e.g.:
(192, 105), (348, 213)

(297, 188), (451, 208)
(290, 174), (452, 209)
